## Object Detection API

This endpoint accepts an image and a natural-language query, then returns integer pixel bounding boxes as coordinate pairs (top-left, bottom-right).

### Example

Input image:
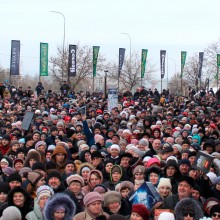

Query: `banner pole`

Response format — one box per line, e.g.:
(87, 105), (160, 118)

(93, 77), (95, 93)
(217, 66), (219, 90)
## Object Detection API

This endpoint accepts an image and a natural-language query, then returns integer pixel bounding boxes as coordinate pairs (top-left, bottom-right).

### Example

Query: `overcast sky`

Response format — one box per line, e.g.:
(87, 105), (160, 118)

(1, 0), (220, 84)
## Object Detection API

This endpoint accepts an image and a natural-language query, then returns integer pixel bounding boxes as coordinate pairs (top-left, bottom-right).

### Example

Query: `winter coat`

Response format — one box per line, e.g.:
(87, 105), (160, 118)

(73, 209), (109, 220)
(44, 193), (76, 220)
(26, 198), (44, 220)
(174, 198), (204, 220)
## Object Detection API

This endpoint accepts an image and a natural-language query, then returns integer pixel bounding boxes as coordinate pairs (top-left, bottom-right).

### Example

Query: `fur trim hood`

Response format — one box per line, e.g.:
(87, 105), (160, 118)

(44, 193), (76, 220)
(77, 162), (95, 175)
(174, 198), (203, 220)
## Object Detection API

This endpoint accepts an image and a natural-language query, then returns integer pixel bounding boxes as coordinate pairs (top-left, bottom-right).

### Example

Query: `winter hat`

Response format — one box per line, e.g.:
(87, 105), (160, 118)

(83, 192), (102, 207)
(93, 184), (108, 194)
(11, 141), (19, 146)
(178, 176), (195, 188)
(146, 157), (160, 168)
(110, 144), (120, 152)
(139, 138), (149, 146)
(179, 159), (191, 167)
(157, 177), (172, 189)
(2, 134), (11, 142)
(66, 174), (84, 186)
(25, 171), (44, 186)
(172, 144), (182, 152)
(133, 165), (146, 175)
(2, 167), (15, 176)
(25, 149), (41, 163)
(51, 145), (67, 157)
(158, 212), (175, 220)
(104, 191), (121, 207)
(0, 206), (21, 220)
(111, 165), (122, 175)
(25, 135), (33, 143)
(108, 214), (126, 220)
(32, 162), (46, 172)
(210, 204), (220, 217)
(206, 172), (217, 185)
(13, 158), (24, 167)
(0, 182), (10, 194)
(35, 141), (47, 150)
(36, 185), (54, 203)
(204, 198), (220, 215)
(1, 158), (9, 165)
(117, 181), (134, 192)
(47, 145), (56, 151)
(7, 172), (22, 184)
(19, 167), (32, 177)
(132, 204), (150, 220)
(94, 134), (104, 143)
(214, 176), (220, 185)
(47, 170), (62, 182)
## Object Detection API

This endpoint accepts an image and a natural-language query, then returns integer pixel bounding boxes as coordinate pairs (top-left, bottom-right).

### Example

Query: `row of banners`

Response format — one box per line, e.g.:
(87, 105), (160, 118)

(9, 40), (220, 80)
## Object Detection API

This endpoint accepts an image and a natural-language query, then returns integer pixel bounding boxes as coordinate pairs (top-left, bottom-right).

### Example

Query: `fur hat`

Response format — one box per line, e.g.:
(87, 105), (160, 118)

(174, 198), (203, 220)
(104, 191), (121, 207)
(44, 193), (76, 220)
(47, 170), (62, 182)
(36, 185), (54, 203)
(132, 204), (150, 220)
(0, 206), (21, 220)
(24, 149), (41, 167)
(93, 184), (108, 194)
(66, 174), (84, 187)
(7, 172), (22, 184)
(117, 181), (134, 192)
(83, 192), (102, 207)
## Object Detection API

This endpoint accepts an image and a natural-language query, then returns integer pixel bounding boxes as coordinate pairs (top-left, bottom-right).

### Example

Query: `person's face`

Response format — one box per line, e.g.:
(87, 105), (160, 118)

(181, 153), (189, 159)
(149, 173), (159, 185)
(65, 164), (75, 174)
(13, 192), (25, 207)
(178, 181), (192, 198)
(48, 177), (61, 190)
(110, 148), (120, 157)
(112, 172), (121, 182)
(87, 201), (102, 215)
(159, 186), (171, 197)
(33, 133), (40, 141)
(85, 153), (91, 162)
(112, 136), (120, 144)
(135, 172), (144, 181)
(189, 169), (198, 180)
(191, 189), (200, 200)
(121, 188), (130, 198)
(182, 144), (190, 150)
(90, 174), (101, 187)
(46, 152), (52, 161)
(29, 159), (37, 167)
(130, 212), (143, 220)
(69, 181), (81, 194)
(0, 192), (7, 203)
(14, 162), (24, 171)
(1, 139), (9, 146)
(55, 153), (65, 163)
(0, 162), (8, 169)
(120, 157), (130, 168)
(36, 177), (46, 188)
(216, 182), (220, 191)
(12, 144), (19, 152)
(92, 157), (102, 167)
(53, 210), (66, 220)
(81, 170), (90, 180)
(152, 140), (161, 150)
(9, 181), (21, 189)
(105, 163), (113, 173)
(212, 212), (220, 220)
(183, 212), (195, 220)
(179, 164), (190, 175)
(37, 145), (46, 152)
(108, 202), (120, 213)
(38, 195), (49, 209)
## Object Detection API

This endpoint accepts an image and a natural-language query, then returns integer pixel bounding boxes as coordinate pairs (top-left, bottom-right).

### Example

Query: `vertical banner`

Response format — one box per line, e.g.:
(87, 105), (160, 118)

(198, 52), (204, 78)
(40, 43), (49, 76)
(68, 45), (76, 77)
(93, 46), (100, 77)
(216, 54), (220, 80)
(108, 88), (118, 112)
(160, 50), (166, 79)
(10, 40), (20, 75)
(141, 49), (148, 78)
(118, 48), (126, 76)
(180, 51), (187, 78)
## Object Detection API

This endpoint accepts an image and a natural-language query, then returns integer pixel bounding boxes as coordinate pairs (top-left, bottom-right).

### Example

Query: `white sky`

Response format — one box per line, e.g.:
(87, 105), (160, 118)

(1, 0), (220, 82)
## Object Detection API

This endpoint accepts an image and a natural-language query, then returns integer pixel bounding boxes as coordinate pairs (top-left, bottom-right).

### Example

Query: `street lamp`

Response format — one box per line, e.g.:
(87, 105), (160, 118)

(104, 70), (108, 98)
(51, 11), (66, 81)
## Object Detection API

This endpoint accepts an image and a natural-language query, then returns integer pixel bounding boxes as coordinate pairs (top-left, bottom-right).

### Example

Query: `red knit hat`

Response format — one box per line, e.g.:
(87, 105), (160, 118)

(132, 204), (150, 220)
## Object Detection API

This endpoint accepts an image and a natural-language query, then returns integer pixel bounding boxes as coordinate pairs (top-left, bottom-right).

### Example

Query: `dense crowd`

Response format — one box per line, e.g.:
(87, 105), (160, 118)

(0, 81), (220, 220)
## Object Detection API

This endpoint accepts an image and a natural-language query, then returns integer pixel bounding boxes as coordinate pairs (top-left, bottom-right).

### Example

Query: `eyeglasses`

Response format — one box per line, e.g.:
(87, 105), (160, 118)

(182, 212), (195, 217)
(212, 213), (220, 218)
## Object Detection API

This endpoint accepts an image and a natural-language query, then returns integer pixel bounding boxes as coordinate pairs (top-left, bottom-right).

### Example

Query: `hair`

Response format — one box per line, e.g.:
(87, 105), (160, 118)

(90, 172), (101, 180)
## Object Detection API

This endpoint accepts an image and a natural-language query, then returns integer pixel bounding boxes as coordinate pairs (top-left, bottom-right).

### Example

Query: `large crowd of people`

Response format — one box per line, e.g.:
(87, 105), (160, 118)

(0, 80), (220, 220)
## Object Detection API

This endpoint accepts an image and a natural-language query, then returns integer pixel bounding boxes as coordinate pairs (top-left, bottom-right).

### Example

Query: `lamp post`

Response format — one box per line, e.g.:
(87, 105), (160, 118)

(51, 11), (66, 82)
(104, 70), (108, 98)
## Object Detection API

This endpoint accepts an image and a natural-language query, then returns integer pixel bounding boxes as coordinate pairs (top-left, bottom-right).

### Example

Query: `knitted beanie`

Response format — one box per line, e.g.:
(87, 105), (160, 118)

(132, 204), (150, 220)
(19, 167), (32, 178)
(158, 212), (175, 220)
(0, 206), (21, 220)
(47, 170), (62, 182)
(110, 144), (120, 152)
(157, 177), (172, 189)
(104, 191), (121, 207)
(66, 174), (84, 187)
(7, 172), (22, 184)
(2, 167), (15, 176)
(94, 134), (104, 143)
(36, 185), (54, 203)
(35, 141), (47, 150)
(26, 171), (44, 186)
(139, 138), (149, 146)
(83, 192), (102, 207)
(133, 165), (146, 175)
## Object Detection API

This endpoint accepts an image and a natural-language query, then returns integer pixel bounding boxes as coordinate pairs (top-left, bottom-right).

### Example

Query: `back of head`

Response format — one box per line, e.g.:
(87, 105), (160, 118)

(0, 206), (22, 220)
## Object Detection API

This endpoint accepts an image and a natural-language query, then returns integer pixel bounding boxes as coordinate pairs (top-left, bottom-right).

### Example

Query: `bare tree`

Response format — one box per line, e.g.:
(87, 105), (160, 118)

(49, 44), (106, 91)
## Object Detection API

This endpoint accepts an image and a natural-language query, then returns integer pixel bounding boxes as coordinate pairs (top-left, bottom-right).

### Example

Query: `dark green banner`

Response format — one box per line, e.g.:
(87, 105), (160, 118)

(141, 49), (148, 78)
(180, 51), (187, 78)
(93, 46), (100, 77)
(215, 54), (220, 80)
(40, 43), (48, 76)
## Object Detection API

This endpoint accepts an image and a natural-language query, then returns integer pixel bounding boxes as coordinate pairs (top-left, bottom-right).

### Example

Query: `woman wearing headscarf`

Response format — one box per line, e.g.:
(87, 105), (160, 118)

(77, 163), (94, 186)
(7, 186), (33, 220)
(145, 166), (163, 187)
(44, 193), (76, 220)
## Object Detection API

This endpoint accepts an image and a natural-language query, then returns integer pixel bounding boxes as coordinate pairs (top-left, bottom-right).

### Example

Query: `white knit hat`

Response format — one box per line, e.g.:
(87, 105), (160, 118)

(157, 178), (172, 189)
(158, 212), (175, 220)
(36, 185), (54, 203)
(0, 206), (22, 220)
(110, 144), (120, 152)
